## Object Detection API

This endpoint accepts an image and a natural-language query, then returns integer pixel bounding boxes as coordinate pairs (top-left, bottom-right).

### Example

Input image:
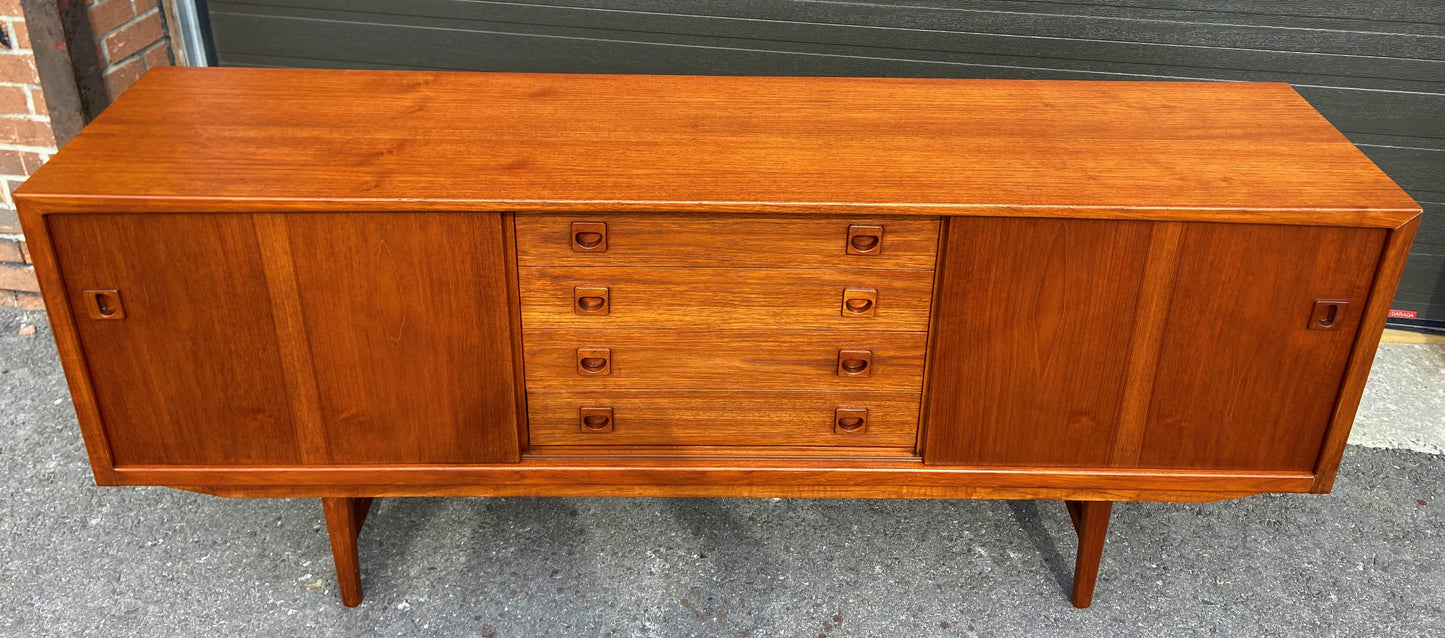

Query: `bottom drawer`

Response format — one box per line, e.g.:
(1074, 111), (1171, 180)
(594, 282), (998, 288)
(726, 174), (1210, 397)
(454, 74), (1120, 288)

(526, 390), (921, 449)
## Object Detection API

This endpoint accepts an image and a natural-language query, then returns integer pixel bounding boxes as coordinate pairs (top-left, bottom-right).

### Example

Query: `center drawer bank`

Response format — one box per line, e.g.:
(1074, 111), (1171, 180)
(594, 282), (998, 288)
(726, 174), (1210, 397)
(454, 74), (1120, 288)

(14, 68), (1419, 608)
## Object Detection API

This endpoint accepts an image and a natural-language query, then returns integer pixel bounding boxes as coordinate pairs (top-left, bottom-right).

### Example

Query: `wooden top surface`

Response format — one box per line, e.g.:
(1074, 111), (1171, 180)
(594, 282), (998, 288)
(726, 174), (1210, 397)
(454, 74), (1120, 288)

(17, 68), (1418, 224)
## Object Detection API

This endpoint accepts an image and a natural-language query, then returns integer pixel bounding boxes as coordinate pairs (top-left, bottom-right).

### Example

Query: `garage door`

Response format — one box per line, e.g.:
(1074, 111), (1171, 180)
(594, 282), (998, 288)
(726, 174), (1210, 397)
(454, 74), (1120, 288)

(203, 0), (1445, 325)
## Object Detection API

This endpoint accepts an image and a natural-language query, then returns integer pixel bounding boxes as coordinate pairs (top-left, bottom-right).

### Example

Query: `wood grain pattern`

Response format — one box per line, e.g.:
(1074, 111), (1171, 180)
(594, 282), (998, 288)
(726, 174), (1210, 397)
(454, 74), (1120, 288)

(515, 213), (940, 269)
(1108, 222), (1184, 467)
(1138, 223), (1387, 471)
(285, 213), (521, 464)
(523, 329), (927, 391)
(254, 214), (331, 464)
(48, 214), (301, 466)
(1312, 217), (1421, 492)
(923, 217), (1152, 466)
(526, 389), (920, 448)
(108, 461), (1317, 494)
(187, 484), (1263, 503)
(15, 205), (117, 483)
(519, 267), (935, 331)
(16, 69), (1418, 224)
(525, 445), (919, 459)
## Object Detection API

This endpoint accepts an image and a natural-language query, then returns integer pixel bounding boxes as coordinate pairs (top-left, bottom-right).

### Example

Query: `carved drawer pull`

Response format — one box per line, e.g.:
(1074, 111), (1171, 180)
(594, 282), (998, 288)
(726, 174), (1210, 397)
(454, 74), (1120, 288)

(842, 288), (877, 317)
(847, 225), (884, 255)
(577, 347), (612, 375)
(579, 407), (614, 432)
(574, 286), (610, 315)
(835, 407), (868, 434)
(1309, 299), (1349, 330)
(571, 221), (608, 252)
(837, 349), (873, 377)
(83, 289), (125, 320)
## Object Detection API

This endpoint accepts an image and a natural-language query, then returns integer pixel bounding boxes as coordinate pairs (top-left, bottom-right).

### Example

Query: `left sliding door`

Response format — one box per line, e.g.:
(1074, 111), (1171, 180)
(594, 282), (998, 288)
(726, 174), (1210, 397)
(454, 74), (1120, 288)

(50, 214), (301, 466)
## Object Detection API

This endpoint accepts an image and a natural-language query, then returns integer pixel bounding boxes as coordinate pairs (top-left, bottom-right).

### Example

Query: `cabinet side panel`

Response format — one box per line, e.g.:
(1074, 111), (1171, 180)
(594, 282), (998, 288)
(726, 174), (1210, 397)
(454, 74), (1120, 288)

(923, 217), (1152, 466)
(1139, 224), (1387, 471)
(287, 212), (520, 464)
(48, 214), (300, 466)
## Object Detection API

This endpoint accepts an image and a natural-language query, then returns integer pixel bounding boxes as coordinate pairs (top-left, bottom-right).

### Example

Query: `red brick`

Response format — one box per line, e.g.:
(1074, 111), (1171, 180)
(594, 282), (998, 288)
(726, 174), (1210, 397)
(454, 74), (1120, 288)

(131, 0), (158, 13)
(102, 56), (144, 99)
(0, 203), (17, 232)
(0, 149), (41, 175)
(88, 0), (135, 39)
(0, 53), (39, 84)
(0, 116), (55, 147)
(18, 238), (29, 262)
(103, 11), (163, 62)
(0, 261), (37, 292)
(11, 19), (29, 48)
(0, 289), (43, 310)
(143, 42), (170, 68)
(0, 237), (20, 261)
(0, 149), (28, 174)
(0, 0), (21, 18)
(13, 291), (43, 310)
(26, 86), (45, 116)
(0, 85), (28, 115)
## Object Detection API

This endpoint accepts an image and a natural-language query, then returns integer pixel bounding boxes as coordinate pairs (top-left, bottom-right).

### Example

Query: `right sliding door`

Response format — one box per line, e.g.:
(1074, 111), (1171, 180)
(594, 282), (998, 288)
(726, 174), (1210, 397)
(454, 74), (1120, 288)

(1136, 223), (1385, 472)
(924, 217), (1386, 473)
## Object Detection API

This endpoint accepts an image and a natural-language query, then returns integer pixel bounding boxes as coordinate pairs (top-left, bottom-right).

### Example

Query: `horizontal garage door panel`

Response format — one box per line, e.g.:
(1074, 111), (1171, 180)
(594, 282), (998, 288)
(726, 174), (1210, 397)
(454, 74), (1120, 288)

(206, 0), (1445, 321)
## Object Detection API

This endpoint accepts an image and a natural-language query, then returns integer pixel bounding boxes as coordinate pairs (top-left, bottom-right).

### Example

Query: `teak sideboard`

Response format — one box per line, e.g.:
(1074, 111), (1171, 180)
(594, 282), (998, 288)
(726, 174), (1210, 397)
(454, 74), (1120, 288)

(15, 69), (1419, 609)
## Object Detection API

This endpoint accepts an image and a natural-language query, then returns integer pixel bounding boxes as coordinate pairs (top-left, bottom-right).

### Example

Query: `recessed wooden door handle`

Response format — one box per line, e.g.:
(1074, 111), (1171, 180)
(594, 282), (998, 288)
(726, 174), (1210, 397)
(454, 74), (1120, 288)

(837, 349), (873, 377)
(83, 289), (125, 320)
(574, 286), (610, 315)
(579, 407), (614, 432)
(571, 221), (608, 252)
(1309, 299), (1349, 330)
(835, 407), (868, 433)
(577, 347), (612, 375)
(842, 288), (877, 317)
(847, 225), (884, 255)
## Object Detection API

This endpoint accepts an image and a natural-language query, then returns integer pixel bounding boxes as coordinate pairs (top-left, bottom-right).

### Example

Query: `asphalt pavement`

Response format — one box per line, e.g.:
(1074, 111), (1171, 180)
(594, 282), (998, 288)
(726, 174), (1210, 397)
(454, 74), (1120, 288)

(1, 307), (1441, 637)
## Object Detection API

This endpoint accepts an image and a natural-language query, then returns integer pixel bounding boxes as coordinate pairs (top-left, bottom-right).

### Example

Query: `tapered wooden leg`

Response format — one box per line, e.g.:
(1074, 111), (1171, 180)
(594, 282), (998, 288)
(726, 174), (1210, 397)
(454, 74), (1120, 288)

(322, 497), (374, 607)
(1065, 500), (1113, 608)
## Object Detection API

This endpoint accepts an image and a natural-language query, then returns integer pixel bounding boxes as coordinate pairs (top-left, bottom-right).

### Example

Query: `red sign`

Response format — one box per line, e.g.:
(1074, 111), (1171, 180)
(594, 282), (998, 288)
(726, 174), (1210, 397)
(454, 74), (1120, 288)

(1388, 309), (1418, 319)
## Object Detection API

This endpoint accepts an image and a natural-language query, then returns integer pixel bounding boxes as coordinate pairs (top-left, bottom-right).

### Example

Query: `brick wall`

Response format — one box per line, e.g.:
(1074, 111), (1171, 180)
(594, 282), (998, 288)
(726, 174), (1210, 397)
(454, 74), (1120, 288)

(0, 0), (173, 310)
(89, 0), (173, 100)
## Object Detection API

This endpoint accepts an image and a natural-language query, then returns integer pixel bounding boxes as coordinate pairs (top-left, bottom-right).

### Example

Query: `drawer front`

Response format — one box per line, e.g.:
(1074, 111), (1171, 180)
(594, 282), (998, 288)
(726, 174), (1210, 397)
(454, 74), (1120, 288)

(515, 214), (940, 270)
(527, 390), (921, 448)
(524, 329), (927, 391)
(518, 267), (935, 331)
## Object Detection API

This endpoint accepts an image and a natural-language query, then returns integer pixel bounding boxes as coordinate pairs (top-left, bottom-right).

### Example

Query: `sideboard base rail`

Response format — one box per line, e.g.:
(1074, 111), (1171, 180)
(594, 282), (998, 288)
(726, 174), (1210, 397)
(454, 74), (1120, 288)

(317, 496), (1117, 608)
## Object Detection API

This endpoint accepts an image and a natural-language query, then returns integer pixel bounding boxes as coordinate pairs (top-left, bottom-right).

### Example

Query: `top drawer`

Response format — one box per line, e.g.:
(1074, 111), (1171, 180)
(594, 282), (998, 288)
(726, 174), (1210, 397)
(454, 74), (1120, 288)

(515, 214), (940, 270)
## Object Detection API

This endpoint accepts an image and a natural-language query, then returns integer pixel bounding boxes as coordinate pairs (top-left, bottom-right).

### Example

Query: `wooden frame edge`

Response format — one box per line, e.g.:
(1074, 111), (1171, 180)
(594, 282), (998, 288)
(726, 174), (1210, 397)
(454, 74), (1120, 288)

(915, 215), (948, 459)
(111, 463), (1315, 495)
(177, 484), (1265, 502)
(14, 204), (118, 485)
(501, 212), (530, 459)
(13, 194), (1421, 228)
(1310, 213), (1421, 492)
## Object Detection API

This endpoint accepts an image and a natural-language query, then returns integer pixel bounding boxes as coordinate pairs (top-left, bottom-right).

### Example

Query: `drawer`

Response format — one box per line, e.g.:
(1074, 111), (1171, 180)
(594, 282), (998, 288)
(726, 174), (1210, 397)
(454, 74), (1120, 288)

(515, 213), (940, 270)
(523, 329), (927, 391)
(518, 267), (935, 331)
(526, 390), (921, 448)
